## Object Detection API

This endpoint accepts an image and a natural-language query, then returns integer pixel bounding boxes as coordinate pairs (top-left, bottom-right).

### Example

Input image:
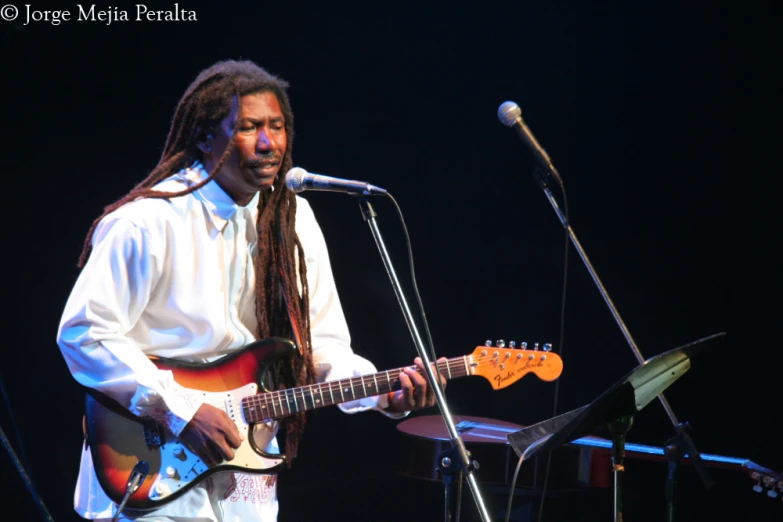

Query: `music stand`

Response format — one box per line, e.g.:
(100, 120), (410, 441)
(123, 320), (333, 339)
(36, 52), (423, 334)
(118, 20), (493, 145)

(506, 332), (725, 521)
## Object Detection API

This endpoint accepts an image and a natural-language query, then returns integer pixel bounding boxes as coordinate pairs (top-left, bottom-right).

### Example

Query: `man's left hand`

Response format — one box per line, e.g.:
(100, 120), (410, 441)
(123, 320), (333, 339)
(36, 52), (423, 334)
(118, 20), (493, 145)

(386, 357), (447, 414)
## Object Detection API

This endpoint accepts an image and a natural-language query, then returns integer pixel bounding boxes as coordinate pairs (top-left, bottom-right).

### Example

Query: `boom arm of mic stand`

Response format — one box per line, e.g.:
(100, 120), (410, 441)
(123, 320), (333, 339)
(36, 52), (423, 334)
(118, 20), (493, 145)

(355, 197), (494, 522)
(530, 169), (714, 492)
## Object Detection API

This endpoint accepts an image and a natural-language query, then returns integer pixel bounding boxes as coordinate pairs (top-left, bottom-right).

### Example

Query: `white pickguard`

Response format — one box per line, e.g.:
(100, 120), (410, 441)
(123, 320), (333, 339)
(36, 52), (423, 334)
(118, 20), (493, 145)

(147, 383), (283, 501)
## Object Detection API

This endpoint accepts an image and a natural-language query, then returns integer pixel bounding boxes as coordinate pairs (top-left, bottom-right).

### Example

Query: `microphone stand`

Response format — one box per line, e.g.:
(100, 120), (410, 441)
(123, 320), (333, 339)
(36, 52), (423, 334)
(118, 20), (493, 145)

(356, 197), (493, 522)
(529, 167), (715, 520)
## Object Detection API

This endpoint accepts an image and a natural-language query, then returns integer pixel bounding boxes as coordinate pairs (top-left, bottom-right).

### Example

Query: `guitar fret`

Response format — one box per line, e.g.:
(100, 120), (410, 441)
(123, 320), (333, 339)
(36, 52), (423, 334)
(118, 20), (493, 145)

(309, 387), (316, 409)
(463, 356), (470, 376)
(446, 360), (452, 379)
(278, 393), (285, 415)
(328, 383), (334, 405)
(260, 396), (272, 422)
(318, 384), (325, 406)
(361, 375), (367, 397)
(291, 388), (298, 413)
(339, 382), (345, 402)
(373, 374), (378, 392)
(386, 371), (392, 392)
(349, 379), (355, 400)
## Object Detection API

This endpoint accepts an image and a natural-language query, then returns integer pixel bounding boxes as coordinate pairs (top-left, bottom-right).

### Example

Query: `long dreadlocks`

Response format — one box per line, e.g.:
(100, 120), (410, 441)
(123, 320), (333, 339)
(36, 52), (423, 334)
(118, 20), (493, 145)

(77, 59), (315, 461)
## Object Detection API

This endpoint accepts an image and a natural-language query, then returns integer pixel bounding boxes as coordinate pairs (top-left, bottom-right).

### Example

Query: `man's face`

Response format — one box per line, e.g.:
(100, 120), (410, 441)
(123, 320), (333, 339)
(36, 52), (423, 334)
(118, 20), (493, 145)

(203, 91), (287, 205)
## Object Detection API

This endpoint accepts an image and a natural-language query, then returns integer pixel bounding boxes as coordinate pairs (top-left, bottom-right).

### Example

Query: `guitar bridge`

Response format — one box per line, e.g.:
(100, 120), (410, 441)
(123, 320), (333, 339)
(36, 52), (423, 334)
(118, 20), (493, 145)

(142, 416), (166, 449)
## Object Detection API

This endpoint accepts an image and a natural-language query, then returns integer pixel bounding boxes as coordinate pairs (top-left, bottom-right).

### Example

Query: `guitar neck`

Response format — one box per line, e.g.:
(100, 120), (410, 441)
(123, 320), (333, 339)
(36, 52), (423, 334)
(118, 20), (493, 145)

(242, 356), (470, 423)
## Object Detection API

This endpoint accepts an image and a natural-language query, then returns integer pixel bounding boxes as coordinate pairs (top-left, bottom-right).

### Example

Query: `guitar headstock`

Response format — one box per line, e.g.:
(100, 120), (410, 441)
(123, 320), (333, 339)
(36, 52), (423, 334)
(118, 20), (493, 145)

(745, 460), (783, 500)
(469, 340), (563, 389)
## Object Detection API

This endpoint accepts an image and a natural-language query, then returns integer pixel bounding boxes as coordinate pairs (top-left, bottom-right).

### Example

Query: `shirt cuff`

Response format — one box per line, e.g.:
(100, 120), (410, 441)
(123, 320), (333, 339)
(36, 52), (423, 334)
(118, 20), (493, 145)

(376, 392), (410, 420)
(129, 370), (204, 437)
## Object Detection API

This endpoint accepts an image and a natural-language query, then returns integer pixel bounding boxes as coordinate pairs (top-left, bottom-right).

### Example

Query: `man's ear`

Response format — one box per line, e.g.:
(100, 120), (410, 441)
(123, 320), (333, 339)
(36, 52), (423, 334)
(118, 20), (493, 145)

(195, 127), (213, 155)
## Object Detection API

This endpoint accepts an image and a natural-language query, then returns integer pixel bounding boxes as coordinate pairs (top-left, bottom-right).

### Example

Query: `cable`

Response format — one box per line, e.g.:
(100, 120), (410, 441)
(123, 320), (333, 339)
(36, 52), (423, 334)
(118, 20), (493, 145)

(385, 192), (460, 518)
(504, 436), (553, 522)
(386, 192), (438, 365)
(505, 454), (526, 522)
(535, 180), (570, 522)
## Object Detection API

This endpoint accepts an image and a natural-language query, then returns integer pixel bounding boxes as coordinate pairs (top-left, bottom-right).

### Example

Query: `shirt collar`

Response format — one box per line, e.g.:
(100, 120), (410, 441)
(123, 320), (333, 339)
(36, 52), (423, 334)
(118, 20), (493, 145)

(181, 162), (261, 233)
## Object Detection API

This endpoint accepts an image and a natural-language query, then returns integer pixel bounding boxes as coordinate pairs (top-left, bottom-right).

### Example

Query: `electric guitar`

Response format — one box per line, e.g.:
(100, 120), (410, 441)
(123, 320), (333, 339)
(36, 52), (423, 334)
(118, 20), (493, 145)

(84, 337), (563, 511)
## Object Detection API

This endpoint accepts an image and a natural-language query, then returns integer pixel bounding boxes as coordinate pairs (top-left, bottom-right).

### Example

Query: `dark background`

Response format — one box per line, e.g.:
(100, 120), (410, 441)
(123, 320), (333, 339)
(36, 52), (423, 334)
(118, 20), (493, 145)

(1, 2), (770, 521)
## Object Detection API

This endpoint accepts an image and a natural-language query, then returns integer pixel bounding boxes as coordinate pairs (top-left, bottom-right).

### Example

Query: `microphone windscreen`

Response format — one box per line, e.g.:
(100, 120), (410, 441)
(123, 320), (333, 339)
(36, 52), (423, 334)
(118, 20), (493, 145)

(498, 101), (522, 127)
(285, 167), (308, 193)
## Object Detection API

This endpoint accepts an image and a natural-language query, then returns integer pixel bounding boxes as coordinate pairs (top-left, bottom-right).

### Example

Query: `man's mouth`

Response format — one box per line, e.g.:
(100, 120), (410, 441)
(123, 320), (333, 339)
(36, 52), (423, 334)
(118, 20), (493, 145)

(246, 159), (281, 172)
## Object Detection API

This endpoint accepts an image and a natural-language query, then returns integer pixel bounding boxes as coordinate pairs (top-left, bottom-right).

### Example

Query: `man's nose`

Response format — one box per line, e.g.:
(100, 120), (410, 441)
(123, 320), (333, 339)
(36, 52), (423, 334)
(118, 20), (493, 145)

(256, 130), (272, 150)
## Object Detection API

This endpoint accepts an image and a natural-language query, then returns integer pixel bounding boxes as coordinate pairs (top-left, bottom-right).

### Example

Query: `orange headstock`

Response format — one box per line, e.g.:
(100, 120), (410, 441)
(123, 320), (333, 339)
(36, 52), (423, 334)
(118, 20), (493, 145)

(468, 341), (563, 389)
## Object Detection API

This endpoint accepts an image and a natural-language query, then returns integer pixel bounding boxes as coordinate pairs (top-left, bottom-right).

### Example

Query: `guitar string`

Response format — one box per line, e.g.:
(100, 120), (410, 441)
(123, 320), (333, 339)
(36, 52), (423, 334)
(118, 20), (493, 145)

(179, 352), (556, 423)
(243, 352), (551, 411)
(235, 351), (556, 421)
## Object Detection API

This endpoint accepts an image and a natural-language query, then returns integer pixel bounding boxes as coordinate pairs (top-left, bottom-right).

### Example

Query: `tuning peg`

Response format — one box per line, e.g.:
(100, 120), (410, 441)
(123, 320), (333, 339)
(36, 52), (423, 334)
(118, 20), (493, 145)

(495, 339), (506, 347)
(768, 490), (779, 499)
(520, 342), (528, 349)
(533, 342), (539, 351)
(543, 343), (553, 352)
(485, 340), (493, 347)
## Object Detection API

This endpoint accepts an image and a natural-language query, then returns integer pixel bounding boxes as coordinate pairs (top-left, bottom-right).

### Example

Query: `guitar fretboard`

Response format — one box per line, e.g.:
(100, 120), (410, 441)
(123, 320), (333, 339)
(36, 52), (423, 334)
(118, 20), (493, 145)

(241, 356), (473, 423)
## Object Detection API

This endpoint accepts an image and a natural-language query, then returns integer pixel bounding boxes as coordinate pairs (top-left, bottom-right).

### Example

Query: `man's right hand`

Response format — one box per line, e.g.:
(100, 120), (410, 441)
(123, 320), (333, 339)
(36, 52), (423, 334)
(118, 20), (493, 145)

(179, 403), (244, 467)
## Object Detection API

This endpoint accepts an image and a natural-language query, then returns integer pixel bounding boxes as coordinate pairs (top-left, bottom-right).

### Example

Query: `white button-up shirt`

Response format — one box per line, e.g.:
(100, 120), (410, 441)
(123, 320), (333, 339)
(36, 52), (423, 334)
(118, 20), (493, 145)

(57, 164), (394, 521)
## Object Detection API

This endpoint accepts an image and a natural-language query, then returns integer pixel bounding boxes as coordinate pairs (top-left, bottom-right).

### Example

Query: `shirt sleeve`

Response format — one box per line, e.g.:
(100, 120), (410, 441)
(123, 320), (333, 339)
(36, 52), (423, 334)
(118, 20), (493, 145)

(56, 216), (203, 437)
(296, 197), (407, 419)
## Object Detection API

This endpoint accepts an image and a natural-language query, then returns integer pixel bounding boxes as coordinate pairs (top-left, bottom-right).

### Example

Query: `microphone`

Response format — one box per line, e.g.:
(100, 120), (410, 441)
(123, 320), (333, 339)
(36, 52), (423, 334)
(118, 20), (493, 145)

(285, 167), (388, 196)
(497, 101), (563, 185)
